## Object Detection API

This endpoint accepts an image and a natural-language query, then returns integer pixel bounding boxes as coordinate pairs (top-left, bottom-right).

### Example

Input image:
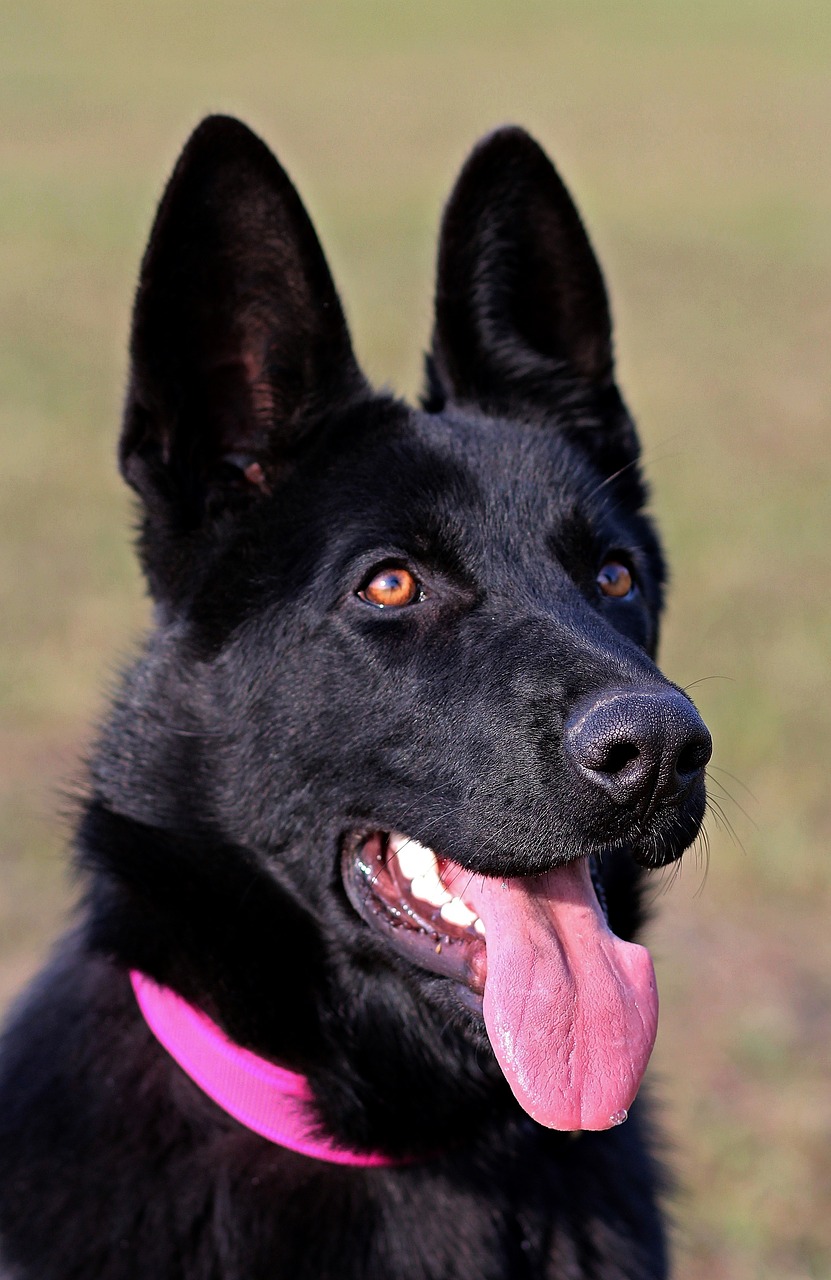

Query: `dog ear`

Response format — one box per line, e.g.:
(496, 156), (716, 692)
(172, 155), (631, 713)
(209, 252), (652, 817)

(427, 127), (639, 471)
(120, 116), (367, 599)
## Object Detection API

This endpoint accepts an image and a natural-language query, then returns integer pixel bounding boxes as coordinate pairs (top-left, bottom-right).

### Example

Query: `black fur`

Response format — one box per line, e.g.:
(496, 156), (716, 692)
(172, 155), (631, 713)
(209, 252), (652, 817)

(0, 118), (710, 1278)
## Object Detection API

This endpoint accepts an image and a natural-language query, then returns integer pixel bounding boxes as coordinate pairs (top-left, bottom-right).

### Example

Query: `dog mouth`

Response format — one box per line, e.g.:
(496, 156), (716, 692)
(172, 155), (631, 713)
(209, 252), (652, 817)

(343, 831), (490, 1001)
(342, 830), (658, 1132)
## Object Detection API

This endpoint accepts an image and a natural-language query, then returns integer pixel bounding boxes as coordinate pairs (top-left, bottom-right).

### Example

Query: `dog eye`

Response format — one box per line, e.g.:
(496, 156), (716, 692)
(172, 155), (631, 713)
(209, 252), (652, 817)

(596, 560), (635, 599)
(358, 567), (423, 609)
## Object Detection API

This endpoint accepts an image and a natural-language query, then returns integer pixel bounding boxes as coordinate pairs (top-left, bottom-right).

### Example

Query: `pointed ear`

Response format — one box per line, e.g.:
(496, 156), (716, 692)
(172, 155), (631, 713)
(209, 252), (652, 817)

(120, 116), (367, 598)
(427, 127), (639, 471)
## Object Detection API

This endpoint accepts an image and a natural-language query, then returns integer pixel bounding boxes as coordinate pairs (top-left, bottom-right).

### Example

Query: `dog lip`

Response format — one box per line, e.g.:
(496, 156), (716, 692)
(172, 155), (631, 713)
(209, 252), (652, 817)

(341, 831), (488, 995)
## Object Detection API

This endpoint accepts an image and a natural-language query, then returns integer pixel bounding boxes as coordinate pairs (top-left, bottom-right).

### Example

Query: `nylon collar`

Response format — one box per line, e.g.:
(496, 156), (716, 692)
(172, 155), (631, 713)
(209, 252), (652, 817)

(130, 970), (404, 1167)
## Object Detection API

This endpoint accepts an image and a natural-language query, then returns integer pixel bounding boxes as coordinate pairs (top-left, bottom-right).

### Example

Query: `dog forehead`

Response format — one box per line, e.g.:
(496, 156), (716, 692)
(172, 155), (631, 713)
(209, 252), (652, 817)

(417, 406), (594, 497)
(324, 404), (607, 552)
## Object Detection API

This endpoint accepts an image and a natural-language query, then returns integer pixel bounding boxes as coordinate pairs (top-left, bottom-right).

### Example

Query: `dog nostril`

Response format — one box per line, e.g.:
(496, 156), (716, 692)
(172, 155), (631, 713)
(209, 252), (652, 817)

(675, 734), (712, 779)
(598, 741), (641, 775)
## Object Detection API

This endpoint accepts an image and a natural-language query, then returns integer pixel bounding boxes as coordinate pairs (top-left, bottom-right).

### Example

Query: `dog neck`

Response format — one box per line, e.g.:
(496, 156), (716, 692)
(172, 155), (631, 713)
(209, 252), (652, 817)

(130, 971), (403, 1167)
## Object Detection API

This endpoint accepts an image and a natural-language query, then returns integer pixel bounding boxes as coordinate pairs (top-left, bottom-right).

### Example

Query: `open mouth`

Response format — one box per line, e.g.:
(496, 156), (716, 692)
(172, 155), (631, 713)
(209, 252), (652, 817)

(342, 829), (659, 1133)
(343, 831), (608, 1000)
(343, 831), (489, 1002)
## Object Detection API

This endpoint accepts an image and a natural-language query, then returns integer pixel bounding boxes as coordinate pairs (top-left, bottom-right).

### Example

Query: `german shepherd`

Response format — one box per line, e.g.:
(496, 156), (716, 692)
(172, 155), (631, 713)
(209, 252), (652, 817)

(0, 118), (711, 1279)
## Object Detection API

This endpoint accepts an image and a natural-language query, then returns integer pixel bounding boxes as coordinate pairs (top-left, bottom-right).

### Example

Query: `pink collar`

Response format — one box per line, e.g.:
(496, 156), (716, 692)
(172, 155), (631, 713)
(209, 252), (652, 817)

(130, 970), (402, 1167)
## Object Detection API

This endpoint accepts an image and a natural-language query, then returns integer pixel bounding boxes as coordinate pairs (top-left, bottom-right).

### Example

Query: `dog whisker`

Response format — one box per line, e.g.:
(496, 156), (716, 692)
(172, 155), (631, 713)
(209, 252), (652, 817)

(706, 764), (757, 801)
(704, 772), (756, 834)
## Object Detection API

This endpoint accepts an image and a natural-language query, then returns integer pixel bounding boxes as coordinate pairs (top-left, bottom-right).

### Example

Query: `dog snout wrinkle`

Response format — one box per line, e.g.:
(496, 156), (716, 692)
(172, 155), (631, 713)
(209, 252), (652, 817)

(564, 687), (712, 809)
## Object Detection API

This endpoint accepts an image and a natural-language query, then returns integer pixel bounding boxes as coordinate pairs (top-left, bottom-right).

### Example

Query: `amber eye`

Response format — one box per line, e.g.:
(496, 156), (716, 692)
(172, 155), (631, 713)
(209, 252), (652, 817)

(358, 566), (422, 608)
(596, 560), (635, 599)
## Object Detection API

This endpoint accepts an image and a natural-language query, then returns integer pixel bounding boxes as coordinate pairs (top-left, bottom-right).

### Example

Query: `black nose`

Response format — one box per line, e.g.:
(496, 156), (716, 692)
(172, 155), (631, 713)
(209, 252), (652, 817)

(564, 687), (712, 810)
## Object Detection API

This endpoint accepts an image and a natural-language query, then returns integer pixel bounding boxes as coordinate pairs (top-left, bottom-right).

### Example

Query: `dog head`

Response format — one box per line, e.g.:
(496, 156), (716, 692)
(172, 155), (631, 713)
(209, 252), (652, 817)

(86, 118), (710, 1152)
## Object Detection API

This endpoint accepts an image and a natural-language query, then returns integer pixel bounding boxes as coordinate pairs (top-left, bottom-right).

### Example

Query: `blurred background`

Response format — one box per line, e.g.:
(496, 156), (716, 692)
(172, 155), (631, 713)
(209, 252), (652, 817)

(1, 2), (829, 1275)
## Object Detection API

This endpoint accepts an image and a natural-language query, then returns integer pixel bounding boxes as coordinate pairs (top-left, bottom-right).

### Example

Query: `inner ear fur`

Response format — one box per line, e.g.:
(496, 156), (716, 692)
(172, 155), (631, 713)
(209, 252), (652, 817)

(120, 115), (367, 533)
(428, 126), (639, 472)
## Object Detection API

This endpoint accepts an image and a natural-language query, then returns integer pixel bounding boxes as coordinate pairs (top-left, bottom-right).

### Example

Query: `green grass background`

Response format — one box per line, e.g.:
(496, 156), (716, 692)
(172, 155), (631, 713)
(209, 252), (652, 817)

(2, 2), (829, 1276)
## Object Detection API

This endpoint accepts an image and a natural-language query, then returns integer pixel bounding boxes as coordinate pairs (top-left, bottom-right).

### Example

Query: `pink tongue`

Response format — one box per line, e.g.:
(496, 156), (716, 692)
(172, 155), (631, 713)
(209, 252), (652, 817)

(463, 860), (658, 1131)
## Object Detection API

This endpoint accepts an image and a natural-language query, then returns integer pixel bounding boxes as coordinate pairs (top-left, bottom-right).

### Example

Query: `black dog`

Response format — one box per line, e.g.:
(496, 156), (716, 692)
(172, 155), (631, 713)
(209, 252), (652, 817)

(0, 118), (711, 1279)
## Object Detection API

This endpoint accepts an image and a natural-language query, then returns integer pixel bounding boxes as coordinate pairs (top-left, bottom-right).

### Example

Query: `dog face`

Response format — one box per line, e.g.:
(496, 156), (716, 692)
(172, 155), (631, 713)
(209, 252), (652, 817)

(89, 118), (710, 1153)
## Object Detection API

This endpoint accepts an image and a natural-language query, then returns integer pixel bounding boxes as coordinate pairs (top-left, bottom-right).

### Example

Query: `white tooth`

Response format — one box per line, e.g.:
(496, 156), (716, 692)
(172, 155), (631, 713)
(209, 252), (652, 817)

(410, 872), (452, 908)
(390, 835), (438, 881)
(439, 897), (478, 927)
(473, 917), (486, 936)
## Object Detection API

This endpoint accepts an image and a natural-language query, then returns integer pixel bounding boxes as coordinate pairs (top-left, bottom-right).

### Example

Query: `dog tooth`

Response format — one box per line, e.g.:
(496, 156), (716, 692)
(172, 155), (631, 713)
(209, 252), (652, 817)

(473, 917), (486, 937)
(410, 872), (452, 907)
(391, 836), (439, 882)
(439, 897), (478, 927)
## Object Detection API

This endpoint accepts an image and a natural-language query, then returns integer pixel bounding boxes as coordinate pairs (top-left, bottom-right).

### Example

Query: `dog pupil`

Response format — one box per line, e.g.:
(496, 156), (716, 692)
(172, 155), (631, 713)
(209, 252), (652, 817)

(367, 569), (416, 606)
(598, 562), (632, 598)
